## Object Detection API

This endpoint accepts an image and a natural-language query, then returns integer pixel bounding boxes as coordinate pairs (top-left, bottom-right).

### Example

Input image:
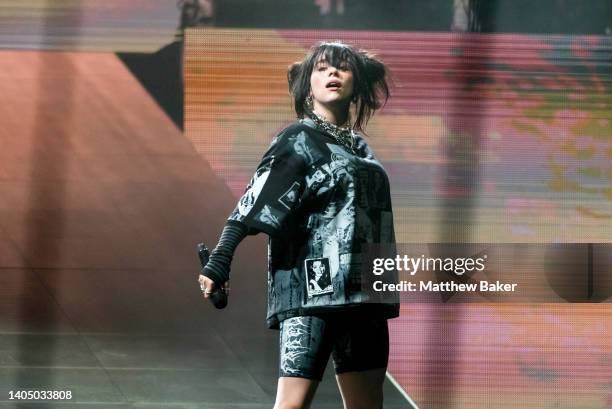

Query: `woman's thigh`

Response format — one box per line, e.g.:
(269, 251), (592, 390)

(331, 314), (389, 374)
(335, 367), (387, 409)
(275, 316), (332, 408)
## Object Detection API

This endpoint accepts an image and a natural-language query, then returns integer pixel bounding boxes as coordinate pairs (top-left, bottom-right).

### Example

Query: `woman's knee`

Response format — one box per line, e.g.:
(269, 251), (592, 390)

(273, 376), (318, 409)
(273, 396), (314, 409)
(340, 390), (383, 409)
(343, 398), (382, 409)
(273, 402), (308, 409)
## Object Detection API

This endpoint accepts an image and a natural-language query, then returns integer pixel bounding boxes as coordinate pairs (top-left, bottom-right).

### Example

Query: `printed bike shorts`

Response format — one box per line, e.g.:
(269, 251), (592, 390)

(278, 313), (389, 381)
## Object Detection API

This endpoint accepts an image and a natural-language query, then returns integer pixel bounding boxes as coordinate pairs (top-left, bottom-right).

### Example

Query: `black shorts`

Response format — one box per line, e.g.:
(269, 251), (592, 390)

(278, 313), (389, 381)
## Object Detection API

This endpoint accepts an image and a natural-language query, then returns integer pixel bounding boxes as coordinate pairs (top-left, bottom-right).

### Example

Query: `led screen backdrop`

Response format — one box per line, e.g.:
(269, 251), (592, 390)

(184, 29), (611, 408)
(0, 0), (178, 51)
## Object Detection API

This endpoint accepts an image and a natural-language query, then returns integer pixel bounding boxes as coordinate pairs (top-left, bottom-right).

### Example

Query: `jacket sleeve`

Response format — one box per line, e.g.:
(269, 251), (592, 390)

(227, 127), (310, 237)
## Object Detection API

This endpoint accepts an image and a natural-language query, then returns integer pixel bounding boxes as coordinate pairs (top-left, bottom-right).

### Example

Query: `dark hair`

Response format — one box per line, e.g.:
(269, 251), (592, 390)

(287, 41), (390, 132)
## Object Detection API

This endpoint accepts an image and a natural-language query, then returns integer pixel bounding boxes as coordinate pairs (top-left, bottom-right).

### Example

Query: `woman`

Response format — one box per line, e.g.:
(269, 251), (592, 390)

(198, 41), (399, 409)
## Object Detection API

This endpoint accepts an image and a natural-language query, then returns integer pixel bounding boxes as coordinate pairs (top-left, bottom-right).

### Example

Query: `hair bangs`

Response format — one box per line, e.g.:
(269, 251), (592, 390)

(311, 43), (355, 70)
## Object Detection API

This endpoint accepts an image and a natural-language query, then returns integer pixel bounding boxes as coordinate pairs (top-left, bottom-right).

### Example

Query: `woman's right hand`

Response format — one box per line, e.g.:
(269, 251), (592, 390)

(197, 274), (229, 299)
(198, 274), (216, 299)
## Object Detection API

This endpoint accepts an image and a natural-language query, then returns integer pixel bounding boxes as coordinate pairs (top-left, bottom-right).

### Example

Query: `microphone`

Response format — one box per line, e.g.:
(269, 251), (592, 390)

(197, 242), (228, 309)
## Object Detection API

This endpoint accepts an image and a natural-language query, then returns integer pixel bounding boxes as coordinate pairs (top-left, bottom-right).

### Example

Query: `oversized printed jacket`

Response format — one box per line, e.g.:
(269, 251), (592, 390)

(228, 118), (399, 328)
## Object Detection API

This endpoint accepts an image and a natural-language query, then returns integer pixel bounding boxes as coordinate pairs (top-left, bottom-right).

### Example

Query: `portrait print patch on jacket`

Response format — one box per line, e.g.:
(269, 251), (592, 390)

(304, 257), (333, 297)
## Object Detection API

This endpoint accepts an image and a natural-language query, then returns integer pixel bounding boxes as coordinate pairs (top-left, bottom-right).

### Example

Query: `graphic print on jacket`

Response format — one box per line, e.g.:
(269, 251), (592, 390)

(228, 120), (399, 328)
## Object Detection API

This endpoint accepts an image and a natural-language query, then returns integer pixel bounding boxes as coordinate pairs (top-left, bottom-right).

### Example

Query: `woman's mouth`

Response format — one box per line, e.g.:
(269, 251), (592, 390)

(326, 80), (342, 91)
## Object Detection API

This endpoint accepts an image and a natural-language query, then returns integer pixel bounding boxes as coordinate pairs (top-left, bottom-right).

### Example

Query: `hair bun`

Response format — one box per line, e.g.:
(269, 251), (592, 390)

(358, 50), (386, 83)
(363, 55), (387, 84)
(287, 62), (302, 93)
(358, 51), (389, 110)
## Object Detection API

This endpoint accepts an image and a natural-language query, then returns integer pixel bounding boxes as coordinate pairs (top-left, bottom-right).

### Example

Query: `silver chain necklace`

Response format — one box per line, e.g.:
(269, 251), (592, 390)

(307, 110), (357, 154)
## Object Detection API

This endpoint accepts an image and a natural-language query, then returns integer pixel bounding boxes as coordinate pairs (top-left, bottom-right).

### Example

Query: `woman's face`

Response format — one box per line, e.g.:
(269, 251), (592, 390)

(309, 57), (354, 109)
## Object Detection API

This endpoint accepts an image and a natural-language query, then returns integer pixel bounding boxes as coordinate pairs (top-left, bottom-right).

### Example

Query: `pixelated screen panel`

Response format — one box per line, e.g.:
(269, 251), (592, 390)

(0, 0), (178, 52)
(391, 303), (611, 409)
(185, 29), (610, 244)
(184, 29), (611, 409)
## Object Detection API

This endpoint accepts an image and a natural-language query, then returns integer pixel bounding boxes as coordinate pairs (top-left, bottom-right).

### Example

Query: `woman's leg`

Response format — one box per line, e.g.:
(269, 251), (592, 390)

(275, 316), (332, 409)
(273, 376), (319, 409)
(335, 367), (387, 409)
(331, 314), (390, 409)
